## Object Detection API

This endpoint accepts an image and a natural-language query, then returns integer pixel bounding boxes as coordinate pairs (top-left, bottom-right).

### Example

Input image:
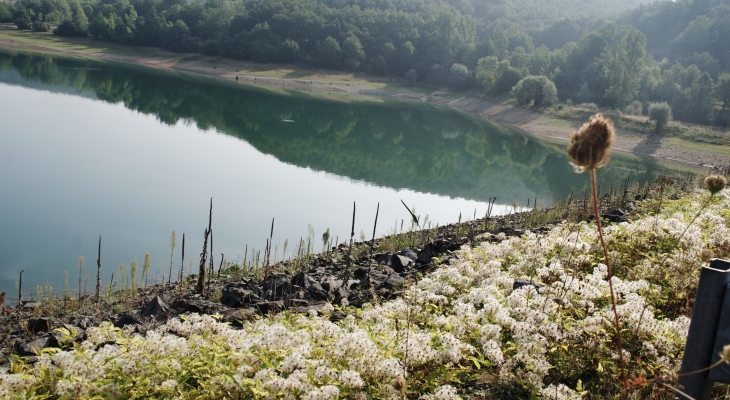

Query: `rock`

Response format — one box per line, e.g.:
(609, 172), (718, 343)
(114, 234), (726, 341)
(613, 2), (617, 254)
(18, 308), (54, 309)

(175, 299), (230, 314)
(223, 309), (257, 327)
(346, 279), (360, 290)
(27, 318), (51, 334)
(330, 310), (346, 322)
(255, 301), (284, 314)
(379, 273), (405, 291)
(16, 336), (53, 356)
(22, 302), (38, 309)
(353, 267), (369, 279)
(417, 250), (434, 264)
(262, 274), (291, 298)
(513, 278), (542, 292)
(391, 254), (413, 273)
(140, 296), (171, 322)
(292, 272), (327, 300)
(332, 286), (349, 304)
(398, 250), (418, 260)
(365, 271), (388, 287)
(374, 253), (393, 265)
(114, 314), (139, 329)
(221, 284), (256, 308)
(68, 316), (101, 330)
(291, 301), (327, 315)
(286, 299), (310, 308)
(321, 277), (343, 293)
(602, 208), (628, 223)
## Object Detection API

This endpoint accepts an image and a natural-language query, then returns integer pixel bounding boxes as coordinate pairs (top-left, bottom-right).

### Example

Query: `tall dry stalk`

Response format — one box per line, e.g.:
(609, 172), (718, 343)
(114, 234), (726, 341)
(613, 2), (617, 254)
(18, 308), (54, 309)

(78, 256), (84, 302)
(168, 230), (177, 285)
(566, 113), (626, 388)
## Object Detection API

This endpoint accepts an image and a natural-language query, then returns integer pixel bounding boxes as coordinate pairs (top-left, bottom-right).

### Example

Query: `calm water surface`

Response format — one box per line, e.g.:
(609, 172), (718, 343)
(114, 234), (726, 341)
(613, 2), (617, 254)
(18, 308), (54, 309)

(0, 49), (687, 300)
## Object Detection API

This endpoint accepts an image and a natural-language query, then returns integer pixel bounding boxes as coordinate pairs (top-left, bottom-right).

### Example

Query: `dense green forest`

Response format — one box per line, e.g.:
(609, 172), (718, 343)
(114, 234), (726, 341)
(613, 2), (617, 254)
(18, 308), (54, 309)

(1, 0), (728, 126)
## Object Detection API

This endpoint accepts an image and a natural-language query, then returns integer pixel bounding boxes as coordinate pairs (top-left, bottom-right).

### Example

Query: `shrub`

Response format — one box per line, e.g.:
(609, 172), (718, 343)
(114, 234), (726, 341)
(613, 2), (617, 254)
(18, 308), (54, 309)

(624, 100), (643, 116)
(404, 69), (417, 85)
(648, 102), (672, 132)
(578, 102), (598, 110)
(447, 63), (471, 89)
(510, 75), (558, 106)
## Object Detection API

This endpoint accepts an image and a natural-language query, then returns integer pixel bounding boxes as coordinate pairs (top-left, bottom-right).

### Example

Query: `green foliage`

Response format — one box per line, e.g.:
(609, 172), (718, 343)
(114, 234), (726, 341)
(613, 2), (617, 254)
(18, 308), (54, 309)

(511, 75), (558, 106)
(446, 63), (470, 89)
(648, 101), (672, 132)
(404, 68), (417, 85)
(715, 73), (730, 111)
(315, 36), (341, 69)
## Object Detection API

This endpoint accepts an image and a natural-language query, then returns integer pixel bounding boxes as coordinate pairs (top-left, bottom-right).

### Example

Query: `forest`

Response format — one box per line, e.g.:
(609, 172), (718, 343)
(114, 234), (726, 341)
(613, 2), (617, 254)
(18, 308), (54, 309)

(1, 0), (728, 126)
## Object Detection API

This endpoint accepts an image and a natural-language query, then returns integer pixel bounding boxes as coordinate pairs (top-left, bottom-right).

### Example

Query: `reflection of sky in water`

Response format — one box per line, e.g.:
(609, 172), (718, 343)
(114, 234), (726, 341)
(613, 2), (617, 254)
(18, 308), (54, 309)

(0, 84), (512, 298)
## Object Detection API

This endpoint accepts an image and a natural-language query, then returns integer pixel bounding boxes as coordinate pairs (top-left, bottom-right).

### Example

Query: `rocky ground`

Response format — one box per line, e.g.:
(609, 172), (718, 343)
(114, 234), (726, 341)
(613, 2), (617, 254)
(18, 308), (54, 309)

(0, 199), (639, 368)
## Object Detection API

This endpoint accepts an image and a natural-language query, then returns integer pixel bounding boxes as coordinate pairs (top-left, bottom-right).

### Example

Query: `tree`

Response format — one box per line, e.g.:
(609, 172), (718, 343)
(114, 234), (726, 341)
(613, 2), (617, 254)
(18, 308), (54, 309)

(648, 102), (672, 132)
(511, 75), (558, 106)
(475, 56), (498, 91)
(342, 35), (365, 70)
(687, 72), (715, 123)
(13, 8), (32, 30)
(447, 63), (470, 89)
(603, 26), (646, 108)
(316, 37), (341, 69)
(716, 73), (730, 111)
(404, 69), (417, 85)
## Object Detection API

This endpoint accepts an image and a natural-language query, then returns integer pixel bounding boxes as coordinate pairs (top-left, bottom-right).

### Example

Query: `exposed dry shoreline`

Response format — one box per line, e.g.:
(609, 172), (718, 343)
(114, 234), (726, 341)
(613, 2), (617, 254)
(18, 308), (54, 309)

(0, 34), (722, 169)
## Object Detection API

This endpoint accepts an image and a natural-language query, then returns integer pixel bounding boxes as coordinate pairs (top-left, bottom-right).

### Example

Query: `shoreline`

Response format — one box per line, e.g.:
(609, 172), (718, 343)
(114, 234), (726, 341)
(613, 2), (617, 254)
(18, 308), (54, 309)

(0, 30), (723, 169)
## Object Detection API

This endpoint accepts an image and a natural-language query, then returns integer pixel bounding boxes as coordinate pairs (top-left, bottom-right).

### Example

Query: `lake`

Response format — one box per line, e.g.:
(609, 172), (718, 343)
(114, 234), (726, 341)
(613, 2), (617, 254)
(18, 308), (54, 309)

(0, 48), (687, 301)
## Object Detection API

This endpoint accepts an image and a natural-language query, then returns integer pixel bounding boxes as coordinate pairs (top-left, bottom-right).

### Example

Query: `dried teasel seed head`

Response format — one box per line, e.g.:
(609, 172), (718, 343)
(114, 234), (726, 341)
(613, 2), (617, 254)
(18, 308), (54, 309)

(700, 248), (715, 263)
(566, 113), (615, 172)
(721, 344), (730, 364)
(705, 175), (727, 195)
(391, 375), (406, 392)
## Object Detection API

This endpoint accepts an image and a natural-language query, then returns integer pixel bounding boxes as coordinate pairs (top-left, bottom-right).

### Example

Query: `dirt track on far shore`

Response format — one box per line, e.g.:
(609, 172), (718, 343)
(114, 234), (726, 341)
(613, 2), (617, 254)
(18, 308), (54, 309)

(0, 33), (725, 170)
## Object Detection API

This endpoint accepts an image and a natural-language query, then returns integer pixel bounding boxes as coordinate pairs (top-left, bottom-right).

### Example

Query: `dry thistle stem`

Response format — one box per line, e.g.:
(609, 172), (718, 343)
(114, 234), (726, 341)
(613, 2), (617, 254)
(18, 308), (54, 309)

(705, 175), (727, 195)
(566, 113), (615, 172)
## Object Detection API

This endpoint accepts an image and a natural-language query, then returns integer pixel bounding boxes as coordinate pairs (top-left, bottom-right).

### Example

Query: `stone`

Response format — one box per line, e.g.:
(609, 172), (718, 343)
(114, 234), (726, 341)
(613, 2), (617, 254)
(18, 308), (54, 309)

(221, 283), (257, 308)
(513, 278), (542, 292)
(374, 253), (393, 265)
(286, 299), (310, 308)
(417, 250), (433, 264)
(16, 336), (53, 356)
(255, 301), (284, 314)
(68, 316), (101, 330)
(332, 286), (350, 304)
(602, 208), (628, 223)
(330, 310), (346, 322)
(321, 277), (343, 293)
(223, 309), (257, 327)
(114, 313), (138, 329)
(292, 272), (327, 300)
(398, 250), (418, 260)
(379, 273), (405, 291)
(391, 254), (413, 273)
(262, 273), (291, 298)
(27, 318), (51, 334)
(140, 296), (171, 321)
(365, 271), (388, 287)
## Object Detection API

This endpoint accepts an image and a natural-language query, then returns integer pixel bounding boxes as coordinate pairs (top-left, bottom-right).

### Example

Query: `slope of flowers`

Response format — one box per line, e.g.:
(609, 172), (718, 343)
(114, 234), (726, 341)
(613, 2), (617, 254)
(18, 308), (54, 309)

(1, 188), (728, 399)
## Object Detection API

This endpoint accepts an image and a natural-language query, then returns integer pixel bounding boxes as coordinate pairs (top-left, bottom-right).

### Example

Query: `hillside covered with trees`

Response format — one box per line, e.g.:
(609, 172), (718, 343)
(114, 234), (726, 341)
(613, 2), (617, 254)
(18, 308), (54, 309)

(1, 0), (728, 126)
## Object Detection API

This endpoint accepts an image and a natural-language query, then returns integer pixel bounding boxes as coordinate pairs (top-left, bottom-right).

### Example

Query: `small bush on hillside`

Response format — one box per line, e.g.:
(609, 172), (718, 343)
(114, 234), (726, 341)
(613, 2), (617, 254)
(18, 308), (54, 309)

(624, 100), (643, 116)
(511, 75), (558, 106)
(648, 102), (672, 132)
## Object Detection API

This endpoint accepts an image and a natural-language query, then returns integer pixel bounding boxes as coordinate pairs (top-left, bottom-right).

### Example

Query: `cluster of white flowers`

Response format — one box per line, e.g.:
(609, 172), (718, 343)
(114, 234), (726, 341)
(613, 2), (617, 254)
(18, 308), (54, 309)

(1, 189), (726, 398)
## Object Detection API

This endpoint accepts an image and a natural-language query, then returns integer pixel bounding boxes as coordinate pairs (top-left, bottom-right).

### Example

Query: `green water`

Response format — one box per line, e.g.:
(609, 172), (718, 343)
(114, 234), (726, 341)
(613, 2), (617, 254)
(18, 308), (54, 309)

(0, 48), (687, 299)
